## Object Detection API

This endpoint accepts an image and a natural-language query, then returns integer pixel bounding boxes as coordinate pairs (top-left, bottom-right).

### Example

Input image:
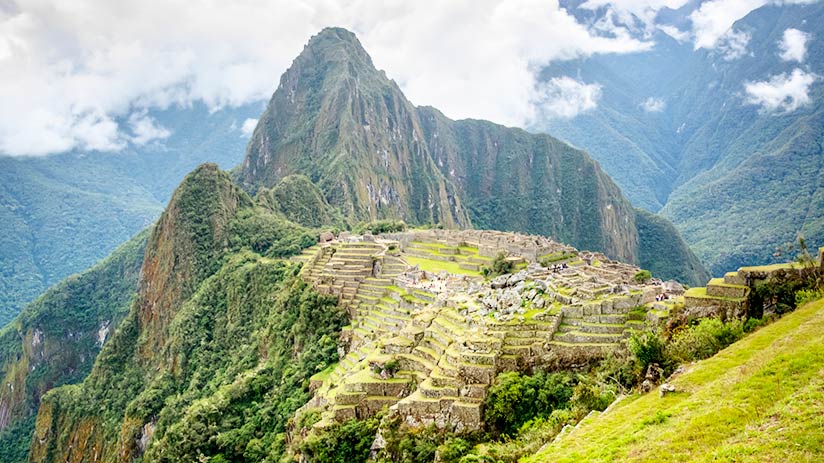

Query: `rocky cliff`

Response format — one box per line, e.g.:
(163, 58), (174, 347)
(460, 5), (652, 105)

(239, 28), (708, 285)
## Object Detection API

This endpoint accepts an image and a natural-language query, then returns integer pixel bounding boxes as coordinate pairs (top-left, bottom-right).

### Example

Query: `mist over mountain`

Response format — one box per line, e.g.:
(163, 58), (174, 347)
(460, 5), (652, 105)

(538, 0), (824, 273)
(0, 102), (263, 325)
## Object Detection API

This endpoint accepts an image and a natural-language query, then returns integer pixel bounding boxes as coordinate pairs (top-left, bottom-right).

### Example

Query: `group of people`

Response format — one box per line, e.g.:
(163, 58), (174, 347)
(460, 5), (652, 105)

(655, 292), (669, 302)
(550, 262), (568, 273)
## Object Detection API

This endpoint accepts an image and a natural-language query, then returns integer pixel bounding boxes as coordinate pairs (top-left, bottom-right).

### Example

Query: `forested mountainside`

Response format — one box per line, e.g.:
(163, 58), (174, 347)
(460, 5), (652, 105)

(0, 231), (147, 462)
(0, 102), (262, 325)
(28, 164), (342, 463)
(542, 1), (824, 274)
(240, 28), (707, 285)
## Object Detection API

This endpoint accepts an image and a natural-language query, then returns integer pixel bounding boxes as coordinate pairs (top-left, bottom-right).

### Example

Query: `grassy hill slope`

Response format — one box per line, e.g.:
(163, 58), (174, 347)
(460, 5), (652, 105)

(526, 297), (824, 463)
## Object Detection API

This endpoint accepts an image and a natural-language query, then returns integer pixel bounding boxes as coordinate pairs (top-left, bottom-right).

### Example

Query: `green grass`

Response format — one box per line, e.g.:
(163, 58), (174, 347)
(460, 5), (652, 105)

(525, 298), (824, 463)
(402, 255), (481, 277)
(684, 287), (746, 302)
(739, 262), (801, 273)
(708, 278), (748, 288)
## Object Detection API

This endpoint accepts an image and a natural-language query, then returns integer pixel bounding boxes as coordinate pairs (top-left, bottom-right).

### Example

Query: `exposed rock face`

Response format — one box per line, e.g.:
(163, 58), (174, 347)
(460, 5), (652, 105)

(240, 27), (708, 285)
(137, 163), (249, 362)
(241, 27), (469, 228)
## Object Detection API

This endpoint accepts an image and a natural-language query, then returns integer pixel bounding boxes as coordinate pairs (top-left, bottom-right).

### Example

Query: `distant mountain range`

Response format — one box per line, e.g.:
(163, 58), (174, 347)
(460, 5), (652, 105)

(0, 102), (263, 325)
(541, 0), (824, 273)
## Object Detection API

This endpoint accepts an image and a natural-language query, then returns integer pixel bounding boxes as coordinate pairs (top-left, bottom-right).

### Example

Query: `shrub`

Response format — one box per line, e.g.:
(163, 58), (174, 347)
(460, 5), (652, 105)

(628, 329), (671, 374)
(666, 318), (744, 363)
(484, 371), (574, 436)
(437, 437), (472, 463)
(796, 288), (824, 306)
(299, 417), (379, 463)
(484, 252), (515, 278)
(633, 270), (652, 284)
(384, 358), (401, 376)
(570, 381), (616, 412)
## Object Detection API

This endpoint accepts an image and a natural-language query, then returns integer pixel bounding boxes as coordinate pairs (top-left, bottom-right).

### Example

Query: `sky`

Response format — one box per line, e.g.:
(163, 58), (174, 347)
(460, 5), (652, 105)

(0, 0), (818, 156)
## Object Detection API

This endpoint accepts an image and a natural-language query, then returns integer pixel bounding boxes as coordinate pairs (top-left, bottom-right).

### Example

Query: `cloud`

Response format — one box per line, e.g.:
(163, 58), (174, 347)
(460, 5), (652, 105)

(658, 25), (690, 43)
(779, 28), (810, 62)
(0, 0), (654, 156)
(689, 0), (766, 50)
(744, 68), (818, 112)
(240, 118), (258, 137)
(716, 28), (752, 60)
(579, 0), (690, 30)
(534, 77), (603, 119)
(128, 112), (171, 145)
(640, 97), (666, 112)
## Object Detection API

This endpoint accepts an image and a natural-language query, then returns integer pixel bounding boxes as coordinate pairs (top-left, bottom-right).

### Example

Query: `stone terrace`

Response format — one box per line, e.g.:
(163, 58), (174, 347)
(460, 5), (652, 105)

(293, 229), (669, 431)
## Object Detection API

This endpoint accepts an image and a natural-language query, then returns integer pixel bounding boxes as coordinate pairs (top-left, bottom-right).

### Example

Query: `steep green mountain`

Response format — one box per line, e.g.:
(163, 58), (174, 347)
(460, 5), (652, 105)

(257, 174), (347, 228)
(0, 230), (148, 462)
(27, 164), (339, 463)
(240, 27), (707, 285)
(0, 102), (262, 325)
(541, 1), (824, 274)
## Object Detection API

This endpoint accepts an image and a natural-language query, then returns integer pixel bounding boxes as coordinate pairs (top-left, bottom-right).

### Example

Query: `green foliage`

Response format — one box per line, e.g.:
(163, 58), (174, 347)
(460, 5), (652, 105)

(230, 208), (318, 257)
(666, 318), (745, 363)
(354, 220), (408, 235)
(142, 267), (346, 463)
(796, 289), (824, 306)
(28, 167), (349, 463)
(483, 252), (514, 278)
(633, 270), (652, 284)
(628, 329), (672, 375)
(375, 418), (483, 463)
(265, 175), (345, 228)
(0, 230), (147, 463)
(570, 381), (616, 412)
(483, 371), (574, 436)
(300, 417), (379, 463)
(437, 437), (472, 463)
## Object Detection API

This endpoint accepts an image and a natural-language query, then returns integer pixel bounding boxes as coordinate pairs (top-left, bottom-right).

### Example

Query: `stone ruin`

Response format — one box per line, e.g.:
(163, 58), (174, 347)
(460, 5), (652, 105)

(290, 229), (673, 432)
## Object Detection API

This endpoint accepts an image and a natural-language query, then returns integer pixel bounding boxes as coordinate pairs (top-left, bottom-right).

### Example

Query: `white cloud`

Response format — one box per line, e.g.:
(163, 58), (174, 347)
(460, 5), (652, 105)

(744, 68), (818, 112)
(779, 28), (810, 62)
(534, 77), (603, 119)
(128, 112), (171, 145)
(0, 0), (654, 156)
(658, 25), (690, 43)
(689, 0), (766, 50)
(240, 118), (258, 137)
(640, 97), (666, 112)
(717, 28), (752, 60)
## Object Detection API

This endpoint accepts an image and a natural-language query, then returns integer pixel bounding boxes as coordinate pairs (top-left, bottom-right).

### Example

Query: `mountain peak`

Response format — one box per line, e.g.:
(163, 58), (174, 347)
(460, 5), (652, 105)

(297, 26), (375, 73)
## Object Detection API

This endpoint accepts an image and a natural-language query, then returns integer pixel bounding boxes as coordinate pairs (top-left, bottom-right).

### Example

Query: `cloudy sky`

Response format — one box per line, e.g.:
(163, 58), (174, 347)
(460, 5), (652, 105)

(0, 0), (816, 156)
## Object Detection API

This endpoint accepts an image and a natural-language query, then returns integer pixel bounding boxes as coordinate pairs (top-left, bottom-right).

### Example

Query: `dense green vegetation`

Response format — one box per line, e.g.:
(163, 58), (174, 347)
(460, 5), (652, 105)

(28, 164), (348, 463)
(0, 230), (147, 463)
(260, 174), (346, 228)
